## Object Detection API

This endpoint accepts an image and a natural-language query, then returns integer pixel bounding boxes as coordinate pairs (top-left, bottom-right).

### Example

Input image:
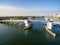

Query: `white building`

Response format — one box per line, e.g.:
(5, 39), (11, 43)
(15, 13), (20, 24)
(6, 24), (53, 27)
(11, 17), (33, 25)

(54, 14), (60, 18)
(53, 14), (60, 21)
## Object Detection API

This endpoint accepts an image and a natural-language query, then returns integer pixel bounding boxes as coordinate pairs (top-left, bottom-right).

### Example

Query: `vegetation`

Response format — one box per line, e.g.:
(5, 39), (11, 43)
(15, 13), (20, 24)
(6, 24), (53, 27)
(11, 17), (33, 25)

(58, 17), (60, 19)
(0, 16), (44, 20)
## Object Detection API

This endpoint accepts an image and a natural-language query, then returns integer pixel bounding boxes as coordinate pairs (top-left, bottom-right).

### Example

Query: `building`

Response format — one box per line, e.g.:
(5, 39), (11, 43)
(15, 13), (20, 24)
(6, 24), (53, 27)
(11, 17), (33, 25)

(53, 14), (60, 21)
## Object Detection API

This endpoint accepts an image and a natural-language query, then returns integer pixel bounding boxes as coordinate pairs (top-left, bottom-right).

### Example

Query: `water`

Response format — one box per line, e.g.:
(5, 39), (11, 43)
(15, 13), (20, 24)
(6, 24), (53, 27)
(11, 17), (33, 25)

(0, 21), (60, 45)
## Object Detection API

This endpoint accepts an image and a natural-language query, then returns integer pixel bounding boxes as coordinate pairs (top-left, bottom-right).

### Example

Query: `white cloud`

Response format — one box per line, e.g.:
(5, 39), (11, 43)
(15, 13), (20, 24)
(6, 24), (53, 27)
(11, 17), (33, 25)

(0, 5), (60, 16)
(0, 5), (27, 16)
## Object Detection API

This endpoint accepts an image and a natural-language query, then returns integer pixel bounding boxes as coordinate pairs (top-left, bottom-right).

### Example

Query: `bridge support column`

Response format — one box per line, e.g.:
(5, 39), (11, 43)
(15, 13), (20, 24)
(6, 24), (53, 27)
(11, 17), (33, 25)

(24, 20), (29, 27)
(47, 21), (52, 30)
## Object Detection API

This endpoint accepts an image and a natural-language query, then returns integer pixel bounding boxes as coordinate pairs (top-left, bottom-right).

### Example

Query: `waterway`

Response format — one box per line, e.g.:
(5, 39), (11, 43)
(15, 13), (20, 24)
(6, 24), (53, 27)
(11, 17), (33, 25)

(0, 21), (60, 45)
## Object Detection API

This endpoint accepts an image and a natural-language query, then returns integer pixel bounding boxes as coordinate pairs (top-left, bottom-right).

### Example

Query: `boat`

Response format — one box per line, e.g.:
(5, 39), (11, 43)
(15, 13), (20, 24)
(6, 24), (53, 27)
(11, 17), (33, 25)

(45, 26), (56, 37)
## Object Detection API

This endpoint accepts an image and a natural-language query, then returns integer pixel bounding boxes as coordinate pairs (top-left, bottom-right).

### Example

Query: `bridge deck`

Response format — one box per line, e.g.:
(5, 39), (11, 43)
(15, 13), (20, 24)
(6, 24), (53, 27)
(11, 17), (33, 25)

(0, 20), (47, 22)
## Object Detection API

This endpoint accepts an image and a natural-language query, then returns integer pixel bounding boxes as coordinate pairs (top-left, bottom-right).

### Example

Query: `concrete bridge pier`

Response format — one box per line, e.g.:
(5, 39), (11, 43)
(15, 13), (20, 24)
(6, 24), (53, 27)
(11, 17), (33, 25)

(47, 21), (52, 30)
(24, 20), (29, 27)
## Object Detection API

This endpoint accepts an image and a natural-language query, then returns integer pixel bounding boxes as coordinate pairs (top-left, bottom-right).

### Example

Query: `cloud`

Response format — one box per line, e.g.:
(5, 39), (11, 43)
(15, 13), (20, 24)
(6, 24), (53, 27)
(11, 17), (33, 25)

(0, 5), (27, 16)
(0, 5), (60, 16)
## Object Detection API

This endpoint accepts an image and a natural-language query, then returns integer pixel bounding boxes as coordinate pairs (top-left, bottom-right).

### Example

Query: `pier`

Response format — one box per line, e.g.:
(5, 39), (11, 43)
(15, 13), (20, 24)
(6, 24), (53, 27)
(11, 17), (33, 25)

(45, 26), (56, 37)
(45, 20), (56, 37)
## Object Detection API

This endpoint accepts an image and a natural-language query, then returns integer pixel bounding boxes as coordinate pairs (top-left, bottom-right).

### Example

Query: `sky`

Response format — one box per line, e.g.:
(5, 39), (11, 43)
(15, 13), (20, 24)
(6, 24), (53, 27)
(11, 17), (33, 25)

(0, 0), (60, 16)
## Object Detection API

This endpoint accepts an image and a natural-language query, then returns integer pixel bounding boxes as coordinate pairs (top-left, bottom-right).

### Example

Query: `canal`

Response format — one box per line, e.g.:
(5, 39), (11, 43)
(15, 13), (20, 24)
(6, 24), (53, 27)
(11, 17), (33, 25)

(0, 21), (60, 45)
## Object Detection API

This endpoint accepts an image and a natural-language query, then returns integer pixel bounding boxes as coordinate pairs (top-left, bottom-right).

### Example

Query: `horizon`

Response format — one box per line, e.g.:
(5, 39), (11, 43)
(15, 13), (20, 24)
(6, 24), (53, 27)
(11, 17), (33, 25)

(0, 0), (60, 16)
